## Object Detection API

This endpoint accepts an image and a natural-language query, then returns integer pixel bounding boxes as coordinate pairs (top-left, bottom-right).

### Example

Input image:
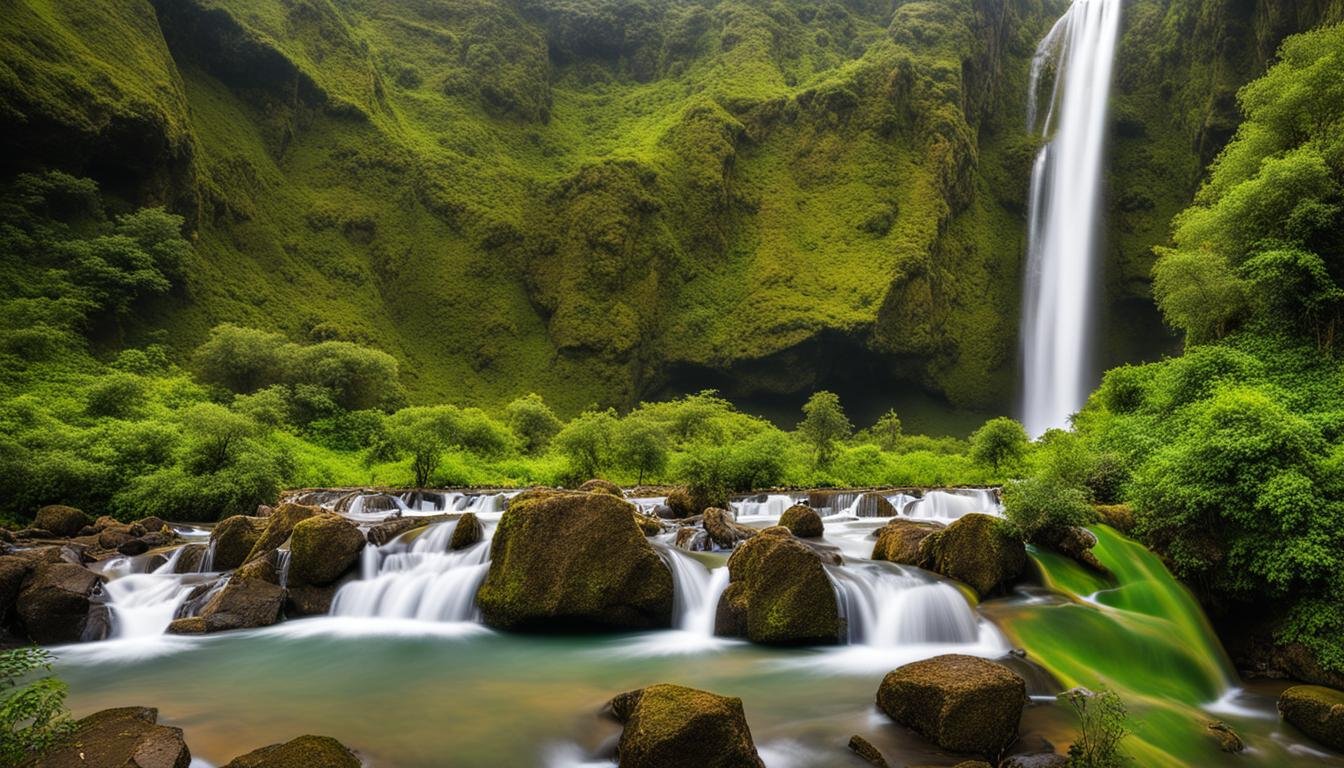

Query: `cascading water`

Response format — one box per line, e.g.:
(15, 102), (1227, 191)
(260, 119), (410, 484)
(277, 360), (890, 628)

(826, 563), (982, 646)
(1020, 0), (1123, 437)
(329, 520), (492, 622)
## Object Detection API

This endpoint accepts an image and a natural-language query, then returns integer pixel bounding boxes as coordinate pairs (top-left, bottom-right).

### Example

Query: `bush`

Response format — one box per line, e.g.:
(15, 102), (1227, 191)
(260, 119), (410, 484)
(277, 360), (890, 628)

(194, 324), (287, 394)
(970, 417), (1028, 473)
(505, 393), (561, 454)
(1, 647), (73, 764)
(283, 340), (403, 411)
(613, 417), (669, 485)
(554, 408), (617, 479)
(798, 391), (852, 467)
(1060, 687), (1128, 768)
(84, 372), (146, 418)
(1003, 475), (1093, 542)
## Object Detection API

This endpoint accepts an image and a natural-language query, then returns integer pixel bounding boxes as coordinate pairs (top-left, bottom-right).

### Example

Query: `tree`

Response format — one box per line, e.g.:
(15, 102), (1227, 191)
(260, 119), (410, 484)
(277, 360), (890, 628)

(970, 417), (1028, 473)
(613, 417), (669, 485)
(385, 406), (460, 488)
(1060, 687), (1128, 768)
(1151, 247), (1246, 343)
(798, 391), (851, 467)
(1002, 475), (1093, 541)
(505, 393), (562, 454)
(554, 408), (617, 479)
(194, 324), (288, 394)
(284, 340), (403, 411)
(179, 403), (259, 471)
(870, 409), (903, 451)
(1, 647), (73, 764)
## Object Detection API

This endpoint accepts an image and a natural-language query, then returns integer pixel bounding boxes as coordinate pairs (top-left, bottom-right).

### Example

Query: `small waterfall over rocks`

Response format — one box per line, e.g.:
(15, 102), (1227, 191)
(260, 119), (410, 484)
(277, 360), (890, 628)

(826, 563), (981, 646)
(329, 520), (492, 622)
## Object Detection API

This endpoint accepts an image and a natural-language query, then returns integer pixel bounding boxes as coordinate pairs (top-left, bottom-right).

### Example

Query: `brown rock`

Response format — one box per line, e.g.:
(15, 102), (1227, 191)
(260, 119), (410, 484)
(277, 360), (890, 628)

(221, 735), (359, 768)
(847, 735), (889, 767)
(366, 514), (453, 546)
(871, 519), (944, 564)
(26, 706), (190, 768)
(289, 514), (365, 586)
(876, 654), (1025, 756)
(1279, 685), (1344, 751)
(16, 561), (105, 643)
(208, 516), (269, 571)
(606, 684), (764, 768)
(917, 514), (1026, 597)
(715, 528), (842, 645)
(168, 575), (285, 634)
(34, 505), (91, 537)
(578, 478), (624, 497)
(245, 503), (322, 563)
(704, 508), (756, 549)
(779, 505), (824, 538)
(449, 512), (484, 550)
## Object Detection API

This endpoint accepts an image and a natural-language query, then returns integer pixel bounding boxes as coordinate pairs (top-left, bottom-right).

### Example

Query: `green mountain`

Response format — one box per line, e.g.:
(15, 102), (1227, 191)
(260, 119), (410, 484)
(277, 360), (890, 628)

(2, 0), (1339, 424)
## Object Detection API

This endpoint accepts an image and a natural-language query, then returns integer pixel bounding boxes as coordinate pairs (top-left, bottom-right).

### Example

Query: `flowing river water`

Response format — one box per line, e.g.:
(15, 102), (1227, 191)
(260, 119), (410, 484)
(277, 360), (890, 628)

(43, 488), (1344, 767)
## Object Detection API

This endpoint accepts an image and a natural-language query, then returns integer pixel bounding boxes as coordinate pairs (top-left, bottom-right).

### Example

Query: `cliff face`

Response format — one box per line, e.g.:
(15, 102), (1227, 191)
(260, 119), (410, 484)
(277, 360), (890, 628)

(1, 0), (1339, 421)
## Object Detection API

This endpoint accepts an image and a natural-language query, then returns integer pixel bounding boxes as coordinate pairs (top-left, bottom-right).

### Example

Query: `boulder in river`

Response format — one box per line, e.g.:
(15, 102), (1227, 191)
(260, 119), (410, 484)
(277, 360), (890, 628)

(34, 505), (91, 537)
(449, 512), (484, 550)
(287, 583), (340, 616)
(222, 735), (360, 768)
(1037, 525), (1107, 574)
(289, 513), (365, 586)
(876, 654), (1025, 756)
(26, 706), (190, 768)
(871, 519), (944, 564)
(846, 735), (889, 767)
(664, 486), (727, 519)
(715, 527), (842, 645)
(779, 505), (823, 538)
(245, 502), (322, 563)
(605, 684), (765, 768)
(168, 575), (285, 634)
(578, 478), (624, 497)
(703, 507), (756, 549)
(209, 516), (269, 571)
(0, 555), (34, 626)
(16, 561), (105, 643)
(476, 490), (673, 632)
(366, 513), (452, 546)
(917, 513), (1026, 597)
(1279, 684), (1344, 751)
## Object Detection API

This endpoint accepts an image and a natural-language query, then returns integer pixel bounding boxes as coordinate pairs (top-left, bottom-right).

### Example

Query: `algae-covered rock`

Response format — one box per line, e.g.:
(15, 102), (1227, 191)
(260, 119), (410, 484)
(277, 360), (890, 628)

(632, 513), (663, 536)
(779, 505), (823, 538)
(245, 503), (322, 563)
(606, 684), (765, 768)
(476, 491), (673, 631)
(918, 513), (1025, 597)
(578, 478), (624, 497)
(665, 486), (727, 519)
(289, 513), (364, 586)
(1038, 525), (1107, 574)
(1279, 685), (1344, 751)
(16, 561), (104, 643)
(449, 512), (484, 550)
(222, 735), (360, 768)
(209, 516), (269, 571)
(876, 654), (1025, 756)
(704, 508), (756, 549)
(847, 735), (889, 767)
(34, 505), (90, 537)
(26, 706), (190, 768)
(872, 519), (944, 564)
(168, 575), (284, 634)
(1093, 504), (1134, 532)
(1207, 721), (1244, 753)
(715, 527), (842, 645)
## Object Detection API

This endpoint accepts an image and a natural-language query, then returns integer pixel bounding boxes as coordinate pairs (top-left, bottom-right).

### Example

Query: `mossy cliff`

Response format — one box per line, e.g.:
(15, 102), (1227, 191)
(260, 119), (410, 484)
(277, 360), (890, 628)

(2, 0), (1339, 416)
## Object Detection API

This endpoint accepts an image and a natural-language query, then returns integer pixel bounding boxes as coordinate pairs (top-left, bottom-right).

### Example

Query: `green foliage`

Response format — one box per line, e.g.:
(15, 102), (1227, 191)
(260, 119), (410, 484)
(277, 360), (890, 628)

(1060, 686), (1129, 768)
(864, 409), (904, 451)
(1, 647), (73, 764)
(1003, 475), (1093, 542)
(797, 391), (852, 467)
(970, 417), (1028, 473)
(612, 417), (669, 485)
(506, 393), (562, 455)
(554, 408), (617, 480)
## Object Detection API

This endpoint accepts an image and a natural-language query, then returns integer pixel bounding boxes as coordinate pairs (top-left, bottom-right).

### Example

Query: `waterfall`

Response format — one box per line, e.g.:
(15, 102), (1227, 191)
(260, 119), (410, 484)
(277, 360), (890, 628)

(827, 563), (981, 646)
(654, 544), (730, 635)
(329, 520), (492, 621)
(103, 548), (220, 639)
(1020, 0), (1123, 437)
(904, 489), (1001, 521)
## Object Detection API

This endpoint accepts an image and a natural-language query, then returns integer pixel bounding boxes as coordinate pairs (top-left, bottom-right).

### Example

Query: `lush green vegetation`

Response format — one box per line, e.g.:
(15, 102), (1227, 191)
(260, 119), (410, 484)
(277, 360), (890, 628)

(1059, 687), (1129, 768)
(0, 647), (73, 764)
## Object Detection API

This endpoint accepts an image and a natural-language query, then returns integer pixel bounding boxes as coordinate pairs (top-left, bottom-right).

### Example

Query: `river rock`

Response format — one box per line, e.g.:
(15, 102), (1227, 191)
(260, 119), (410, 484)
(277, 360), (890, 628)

(606, 684), (765, 768)
(578, 478), (624, 497)
(209, 516), (269, 571)
(34, 505), (91, 537)
(449, 512), (484, 550)
(222, 735), (360, 767)
(135, 516), (171, 534)
(704, 507), (756, 549)
(0, 555), (34, 626)
(846, 735), (889, 767)
(172, 543), (208, 573)
(715, 527), (842, 645)
(632, 512), (663, 536)
(1093, 503), (1134, 532)
(665, 486), (727, 519)
(853, 492), (897, 517)
(1206, 721), (1244, 753)
(366, 513), (453, 546)
(287, 583), (339, 616)
(289, 513), (364, 586)
(245, 503), (322, 563)
(779, 505), (823, 538)
(876, 654), (1025, 756)
(27, 706), (190, 768)
(872, 519), (944, 564)
(1038, 525), (1107, 574)
(917, 513), (1026, 597)
(16, 561), (105, 643)
(1279, 685), (1344, 750)
(168, 575), (285, 634)
(476, 490), (673, 631)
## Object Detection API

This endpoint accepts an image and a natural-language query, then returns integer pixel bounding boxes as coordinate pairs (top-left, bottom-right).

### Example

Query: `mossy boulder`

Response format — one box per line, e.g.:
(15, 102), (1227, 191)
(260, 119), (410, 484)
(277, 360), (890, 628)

(0, 555), (35, 626)
(704, 508), (756, 549)
(715, 527), (842, 645)
(449, 512), (484, 550)
(1279, 685), (1344, 751)
(917, 514), (1026, 597)
(476, 491), (673, 631)
(245, 503), (322, 563)
(606, 684), (765, 768)
(209, 516), (269, 571)
(34, 505), (90, 537)
(846, 735), (889, 767)
(632, 513), (663, 536)
(872, 519), (945, 564)
(1037, 526), (1107, 574)
(578, 478), (624, 497)
(25, 706), (190, 768)
(289, 513), (365, 587)
(779, 505), (823, 538)
(876, 654), (1025, 756)
(16, 561), (105, 643)
(135, 516), (171, 534)
(222, 735), (360, 768)
(665, 486), (727, 519)
(168, 575), (285, 634)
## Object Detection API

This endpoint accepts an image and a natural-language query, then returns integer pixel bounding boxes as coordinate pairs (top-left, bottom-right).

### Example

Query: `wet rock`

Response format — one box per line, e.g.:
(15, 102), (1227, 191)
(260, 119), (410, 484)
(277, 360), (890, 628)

(715, 527), (843, 645)
(1279, 685), (1344, 751)
(286, 583), (339, 616)
(605, 684), (765, 768)
(477, 490), (673, 632)
(27, 706), (190, 768)
(0, 527), (15, 544)
(652, 503), (679, 520)
(34, 505), (91, 537)
(221, 735), (360, 767)
(665, 486), (727, 519)
(289, 513), (365, 586)
(578, 478), (624, 497)
(674, 526), (709, 551)
(847, 734), (889, 767)
(117, 538), (151, 556)
(779, 505), (823, 538)
(449, 512), (484, 550)
(16, 561), (105, 643)
(1037, 525), (1107, 574)
(0, 555), (34, 625)
(631, 513), (663, 536)
(245, 503), (323, 563)
(871, 519), (944, 564)
(209, 516), (269, 571)
(1207, 721), (1244, 753)
(366, 514), (453, 546)
(135, 516), (170, 534)
(16, 528), (55, 539)
(141, 531), (172, 549)
(168, 575), (285, 634)
(97, 523), (144, 551)
(853, 492), (897, 517)
(876, 654), (1025, 756)
(704, 508), (756, 549)
(235, 551), (282, 584)
(173, 543), (208, 573)
(917, 513), (1026, 597)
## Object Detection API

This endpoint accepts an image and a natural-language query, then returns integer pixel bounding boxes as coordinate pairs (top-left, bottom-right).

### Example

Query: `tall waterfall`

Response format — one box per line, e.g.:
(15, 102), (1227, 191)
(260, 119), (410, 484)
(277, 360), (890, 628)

(1020, 0), (1123, 436)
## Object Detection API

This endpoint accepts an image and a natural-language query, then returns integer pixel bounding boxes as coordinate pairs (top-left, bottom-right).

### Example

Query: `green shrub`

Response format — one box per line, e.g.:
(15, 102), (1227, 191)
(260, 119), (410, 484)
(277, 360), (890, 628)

(1, 647), (73, 765)
(613, 417), (669, 485)
(505, 392), (561, 454)
(1060, 686), (1128, 768)
(554, 408), (617, 480)
(1003, 476), (1093, 542)
(970, 417), (1028, 473)
(798, 391), (852, 467)
(84, 372), (147, 418)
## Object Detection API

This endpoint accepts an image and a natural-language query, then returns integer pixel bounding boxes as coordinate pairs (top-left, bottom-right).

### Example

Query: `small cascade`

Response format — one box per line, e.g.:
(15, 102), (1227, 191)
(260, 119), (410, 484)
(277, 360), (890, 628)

(199, 539), (218, 572)
(654, 544), (730, 635)
(826, 563), (981, 646)
(275, 549), (292, 588)
(329, 520), (492, 621)
(731, 494), (797, 519)
(904, 489), (1000, 521)
(104, 575), (198, 639)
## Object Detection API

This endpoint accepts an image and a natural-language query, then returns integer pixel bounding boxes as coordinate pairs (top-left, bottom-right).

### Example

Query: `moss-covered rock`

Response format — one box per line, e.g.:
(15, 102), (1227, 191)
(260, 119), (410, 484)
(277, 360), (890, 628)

(168, 575), (285, 634)
(245, 503), (323, 563)
(34, 505), (90, 537)
(209, 516), (269, 572)
(476, 491), (673, 631)
(779, 505), (823, 538)
(1093, 504), (1135, 532)
(606, 684), (765, 768)
(715, 527), (842, 645)
(703, 508), (756, 549)
(1279, 685), (1344, 751)
(289, 513), (364, 586)
(26, 706), (190, 768)
(632, 513), (663, 536)
(16, 561), (105, 643)
(846, 734), (889, 767)
(0, 555), (35, 627)
(1037, 525), (1108, 574)
(449, 512), (484, 550)
(872, 519), (944, 564)
(665, 486), (727, 519)
(286, 583), (339, 616)
(917, 514), (1026, 597)
(876, 654), (1025, 756)
(221, 735), (360, 768)
(578, 478), (624, 497)
(366, 514), (453, 546)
